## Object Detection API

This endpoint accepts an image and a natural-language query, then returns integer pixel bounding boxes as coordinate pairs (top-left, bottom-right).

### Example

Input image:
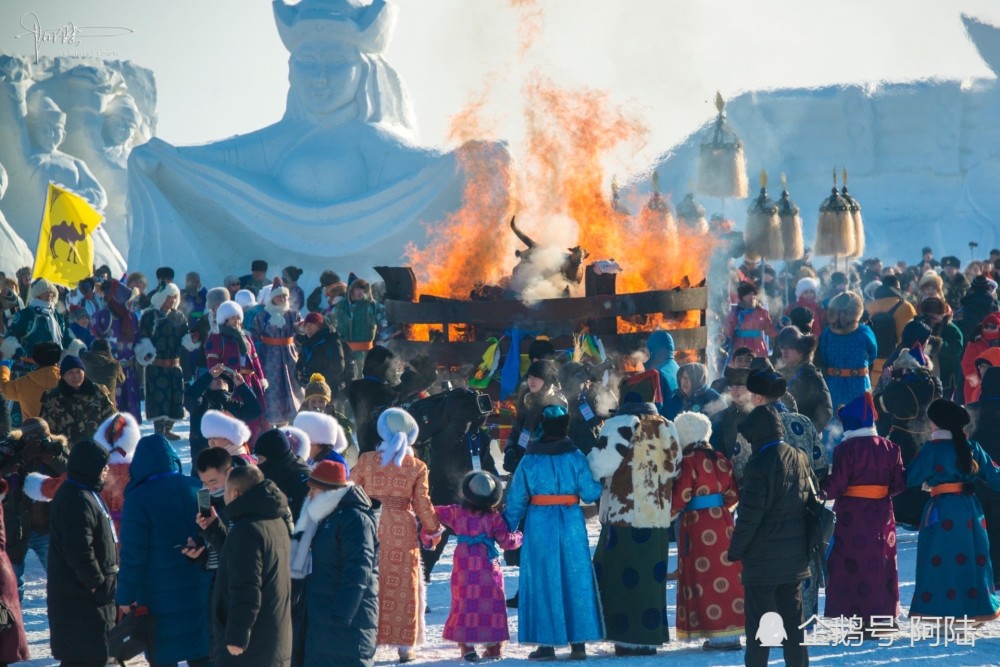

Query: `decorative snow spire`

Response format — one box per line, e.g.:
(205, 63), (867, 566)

(777, 173), (803, 261)
(611, 175), (630, 215)
(744, 169), (782, 260)
(815, 168), (855, 258)
(697, 92), (749, 199)
(840, 167), (864, 258)
(645, 171), (667, 212)
(676, 180), (708, 235)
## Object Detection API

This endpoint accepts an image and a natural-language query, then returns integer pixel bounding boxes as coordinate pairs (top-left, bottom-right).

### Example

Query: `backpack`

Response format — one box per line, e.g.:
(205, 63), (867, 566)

(869, 299), (903, 358)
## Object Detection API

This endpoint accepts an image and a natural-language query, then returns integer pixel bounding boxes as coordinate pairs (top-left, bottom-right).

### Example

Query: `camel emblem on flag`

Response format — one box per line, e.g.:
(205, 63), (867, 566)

(49, 220), (88, 263)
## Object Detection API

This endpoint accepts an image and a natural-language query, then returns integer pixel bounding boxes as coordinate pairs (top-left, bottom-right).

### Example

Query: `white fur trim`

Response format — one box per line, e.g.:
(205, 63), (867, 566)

(180, 333), (200, 352)
(795, 277), (819, 300)
(261, 378), (269, 390)
(282, 426), (312, 460)
(149, 282), (181, 311)
(134, 338), (156, 366)
(201, 409), (251, 446)
(24, 472), (56, 502)
(293, 412), (346, 452)
(29, 278), (57, 301)
(94, 413), (141, 464)
(673, 411), (713, 448)
(234, 290), (256, 309)
(257, 285), (273, 306)
(1, 336), (23, 361)
(64, 339), (87, 358)
(216, 301), (243, 326)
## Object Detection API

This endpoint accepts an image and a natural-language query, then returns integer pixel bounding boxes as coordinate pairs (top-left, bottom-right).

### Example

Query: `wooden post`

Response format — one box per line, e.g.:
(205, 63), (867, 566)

(585, 263), (617, 335)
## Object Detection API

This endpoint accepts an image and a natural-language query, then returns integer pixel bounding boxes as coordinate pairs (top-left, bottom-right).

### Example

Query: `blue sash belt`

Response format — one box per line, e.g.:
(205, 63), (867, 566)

(684, 493), (725, 511)
(456, 533), (499, 560)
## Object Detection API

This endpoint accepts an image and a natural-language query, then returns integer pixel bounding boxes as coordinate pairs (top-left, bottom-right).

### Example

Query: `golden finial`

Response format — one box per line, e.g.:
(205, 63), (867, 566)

(715, 91), (725, 114)
(759, 169), (768, 189)
(612, 175), (619, 195)
(842, 167), (849, 188)
(781, 172), (788, 190)
(687, 178), (695, 193)
(652, 171), (660, 194)
(832, 167), (838, 188)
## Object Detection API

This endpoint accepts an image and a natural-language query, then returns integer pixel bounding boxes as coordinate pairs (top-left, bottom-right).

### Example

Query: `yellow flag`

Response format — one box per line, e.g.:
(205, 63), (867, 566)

(32, 183), (103, 288)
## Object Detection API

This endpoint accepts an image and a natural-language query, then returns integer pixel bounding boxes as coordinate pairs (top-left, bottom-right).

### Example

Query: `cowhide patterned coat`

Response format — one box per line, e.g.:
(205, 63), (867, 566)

(588, 403), (684, 528)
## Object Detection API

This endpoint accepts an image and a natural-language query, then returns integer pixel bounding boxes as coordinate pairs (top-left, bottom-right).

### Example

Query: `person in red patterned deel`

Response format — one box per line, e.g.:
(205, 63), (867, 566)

(670, 411), (744, 652)
(724, 282), (776, 362)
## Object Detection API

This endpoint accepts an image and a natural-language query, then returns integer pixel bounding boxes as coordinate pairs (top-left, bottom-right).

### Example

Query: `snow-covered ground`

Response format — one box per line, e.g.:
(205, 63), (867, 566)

(17, 419), (1000, 666)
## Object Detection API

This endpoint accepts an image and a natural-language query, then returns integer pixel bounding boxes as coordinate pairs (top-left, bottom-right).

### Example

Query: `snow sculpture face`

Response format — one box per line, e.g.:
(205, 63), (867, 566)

(29, 113), (66, 153)
(104, 111), (139, 148)
(289, 41), (362, 118)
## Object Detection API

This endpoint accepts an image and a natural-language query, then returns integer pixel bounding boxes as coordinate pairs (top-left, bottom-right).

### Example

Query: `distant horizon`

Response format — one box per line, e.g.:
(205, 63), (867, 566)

(0, 0), (998, 179)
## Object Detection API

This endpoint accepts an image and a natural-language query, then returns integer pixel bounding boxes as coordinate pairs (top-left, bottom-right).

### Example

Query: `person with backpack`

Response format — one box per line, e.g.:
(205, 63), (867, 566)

(864, 276), (916, 382)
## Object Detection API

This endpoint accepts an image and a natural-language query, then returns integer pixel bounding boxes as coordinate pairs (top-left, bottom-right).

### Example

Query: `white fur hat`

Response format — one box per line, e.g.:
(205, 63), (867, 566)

(673, 411), (713, 448)
(257, 284), (273, 306)
(149, 282), (181, 310)
(94, 412), (142, 464)
(376, 408), (419, 467)
(795, 277), (819, 300)
(293, 412), (347, 453)
(234, 289), (256, 309)
(281, 425), (312, 460)
(216, 301), (243, 325)
(29, 278), (58, 301)
(201, 409), (251, 446)
(63, 339), (87, 359)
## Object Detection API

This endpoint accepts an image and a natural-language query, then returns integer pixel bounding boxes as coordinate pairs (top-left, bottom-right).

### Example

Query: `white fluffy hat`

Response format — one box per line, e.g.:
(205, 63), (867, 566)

(293, 411), (347, 453)
(216, 300), (243, 325)
(673, 411), (713, 448)
(281, 425), (312, 460)
(150, 282), (181, 310)
(234, 289), (256, 309)
(94, 412), (141, 464)
(376, 407), (419, 467)
(795, 277), (819, 300)
(201, 410), (251, 446)
(29, 278), (58, 301)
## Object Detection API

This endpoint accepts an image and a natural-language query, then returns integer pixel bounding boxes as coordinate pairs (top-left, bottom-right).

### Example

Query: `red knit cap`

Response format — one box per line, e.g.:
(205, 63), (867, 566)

(308, 461), (348, 490)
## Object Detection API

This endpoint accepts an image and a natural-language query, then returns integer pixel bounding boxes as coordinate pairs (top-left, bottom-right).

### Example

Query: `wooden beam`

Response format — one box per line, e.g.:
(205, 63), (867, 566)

(385, 287), (708, 325)
(387, 327), (708, 366)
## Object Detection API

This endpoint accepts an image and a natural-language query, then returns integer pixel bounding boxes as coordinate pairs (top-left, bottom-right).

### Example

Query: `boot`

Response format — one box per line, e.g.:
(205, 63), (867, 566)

(459, 643), (479, 662)
(527, 647), (555, 661)
(482, 644), (502, 660)
(569, 643), (587, 660)
(398, 647), (416, 663)
(162, 420), (181, 441)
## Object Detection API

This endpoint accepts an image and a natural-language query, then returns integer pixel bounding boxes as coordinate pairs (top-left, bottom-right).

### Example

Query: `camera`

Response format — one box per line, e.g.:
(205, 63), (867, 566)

(0, 435), (64, 469)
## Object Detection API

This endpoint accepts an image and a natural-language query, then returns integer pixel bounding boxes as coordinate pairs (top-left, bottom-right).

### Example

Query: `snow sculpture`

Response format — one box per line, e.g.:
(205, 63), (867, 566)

(0, 161), (34, 272)
(128, 0), (505, 284)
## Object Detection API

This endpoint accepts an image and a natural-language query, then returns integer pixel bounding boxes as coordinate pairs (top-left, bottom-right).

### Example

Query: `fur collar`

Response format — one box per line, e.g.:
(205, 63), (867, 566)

(303, 485), (353, 524)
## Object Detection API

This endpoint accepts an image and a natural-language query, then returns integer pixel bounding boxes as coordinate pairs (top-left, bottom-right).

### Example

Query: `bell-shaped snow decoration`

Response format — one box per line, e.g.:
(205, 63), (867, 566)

(814, 169), (856, 257)
(676, 191), (708, 235)
(697, 93), (749, 199)
(611, 175), (631, 216)
(840, 168), (864, 257)
(645, 172), (668, 212)
(744, 170), (783, 260)
(777, 174), (804, 261)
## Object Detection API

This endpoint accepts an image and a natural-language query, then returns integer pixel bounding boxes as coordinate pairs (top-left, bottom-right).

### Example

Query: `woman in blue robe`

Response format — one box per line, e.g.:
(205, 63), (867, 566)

(503, 405), (604, 660)
(907, 399), (1000, 622)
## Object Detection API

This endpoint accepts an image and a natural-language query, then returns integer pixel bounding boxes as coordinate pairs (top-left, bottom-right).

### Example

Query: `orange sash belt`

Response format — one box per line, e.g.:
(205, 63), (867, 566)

(348, 341), (374, 352)
(825, 367), (868, 378)
(530, 494), (579, 506)
(262, 336), (294, 346)
(930, 482), (966, 497)
(843, 484), (889, 499)
(377, 496), (413, 511)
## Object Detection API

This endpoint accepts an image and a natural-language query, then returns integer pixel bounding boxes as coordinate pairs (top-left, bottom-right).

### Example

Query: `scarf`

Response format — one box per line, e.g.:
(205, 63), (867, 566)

(841, 426), (878, 441)
(930, 429), (951, 441)
(28, 299), (62, 347)
(219, 323), (250, 357)
(290, 485), (352, 579)
(377, 435), (413, 467)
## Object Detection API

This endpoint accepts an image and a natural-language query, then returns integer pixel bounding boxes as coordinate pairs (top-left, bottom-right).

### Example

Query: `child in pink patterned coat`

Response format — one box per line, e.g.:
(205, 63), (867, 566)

(433, 471), (522, 662)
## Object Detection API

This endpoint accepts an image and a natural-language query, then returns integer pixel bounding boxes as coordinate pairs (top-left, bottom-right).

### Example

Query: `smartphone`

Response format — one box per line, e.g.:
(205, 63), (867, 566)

(198, 488), (212, 519)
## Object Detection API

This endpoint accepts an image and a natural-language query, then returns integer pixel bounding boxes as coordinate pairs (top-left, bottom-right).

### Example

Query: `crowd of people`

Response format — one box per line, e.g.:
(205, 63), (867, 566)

(0, 246), (997, 666)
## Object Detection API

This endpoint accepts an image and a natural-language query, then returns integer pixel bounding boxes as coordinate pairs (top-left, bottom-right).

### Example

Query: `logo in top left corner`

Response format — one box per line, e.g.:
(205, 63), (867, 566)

(14, 12), (134, 64)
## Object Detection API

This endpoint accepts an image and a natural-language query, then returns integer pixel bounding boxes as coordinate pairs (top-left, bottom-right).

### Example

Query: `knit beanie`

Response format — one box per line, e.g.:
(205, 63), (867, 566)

(67, 439), (110, 489)
(254, 428), (292, 460)
(303, 373), (332, 402)
(60, 355), (85, 375)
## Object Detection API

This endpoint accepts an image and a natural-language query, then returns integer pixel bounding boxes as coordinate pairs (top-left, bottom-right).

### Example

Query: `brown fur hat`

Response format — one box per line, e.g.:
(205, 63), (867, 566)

(827, 291), (864, 334)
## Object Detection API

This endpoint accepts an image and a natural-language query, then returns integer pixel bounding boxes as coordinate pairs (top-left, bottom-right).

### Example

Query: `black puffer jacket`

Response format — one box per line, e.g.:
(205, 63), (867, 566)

(304, 485), (379, 667)
(728, 408), (814, 585)
(47, 440), (118, 664)
(213, 480), (292, 667)
(257, 450), (311, 523)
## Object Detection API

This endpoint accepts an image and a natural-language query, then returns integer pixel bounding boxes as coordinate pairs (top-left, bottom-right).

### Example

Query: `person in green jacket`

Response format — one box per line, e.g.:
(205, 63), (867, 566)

(334, 279), (387, 376)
